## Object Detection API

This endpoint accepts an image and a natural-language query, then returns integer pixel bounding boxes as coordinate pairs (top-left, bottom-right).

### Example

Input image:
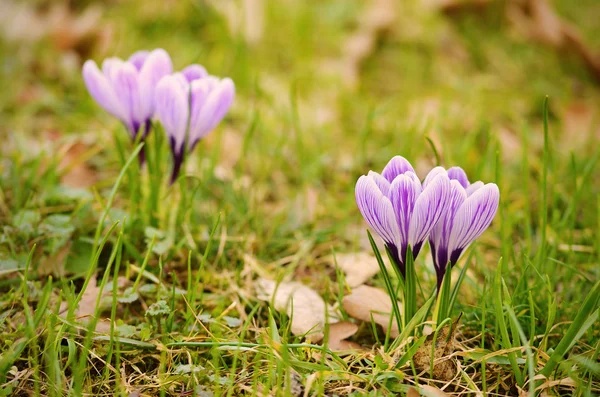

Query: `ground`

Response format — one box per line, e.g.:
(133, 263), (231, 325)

(1, 0), (600, 396)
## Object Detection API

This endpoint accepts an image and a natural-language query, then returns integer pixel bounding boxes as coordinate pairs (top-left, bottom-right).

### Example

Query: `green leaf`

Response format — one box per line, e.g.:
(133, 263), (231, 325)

(541, 281), (600, 377)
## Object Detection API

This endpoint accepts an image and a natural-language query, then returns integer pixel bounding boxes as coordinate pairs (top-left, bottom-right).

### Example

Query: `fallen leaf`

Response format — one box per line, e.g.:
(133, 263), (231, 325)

(407, 387), (420, 397)
(60, 276), (129, 333)
(331, 252), (380, 287)
(412, 316), (461, 381)
(419, 384), (451, 396)
(327, 321), (361, 352)
(342, 285), (400, 337)
(256, 279), (338, 342)
(46, 133), (100, 188)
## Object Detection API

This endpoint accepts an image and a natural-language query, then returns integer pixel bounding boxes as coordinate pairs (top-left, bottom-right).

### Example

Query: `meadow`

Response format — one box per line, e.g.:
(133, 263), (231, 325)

(1, 0), (600, 395)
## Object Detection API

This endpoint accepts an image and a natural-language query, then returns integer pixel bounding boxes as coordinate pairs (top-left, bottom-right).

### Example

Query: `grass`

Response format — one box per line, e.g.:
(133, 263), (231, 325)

(1, 0), (600, 395)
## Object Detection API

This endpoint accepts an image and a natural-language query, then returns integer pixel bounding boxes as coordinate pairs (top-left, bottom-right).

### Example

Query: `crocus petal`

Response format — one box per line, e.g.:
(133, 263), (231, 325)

(204, 78), (235, 131)
(101, 57), (125, 84)
(111, 62), (145, 136)
(367, 171), (391, 196)
(466, 181), (484, 196)
(429, 179), (467, 272)
(408, 173), (450, 251)
(388, 172), (422, 254)
(128, 50), (150, 70)
(82, 60), (126, 122)
(355, 175), (401, 249)
(447, 166), (469, 188)
(182, 64), (208, 82)
(155, 75), (189, 155)
(381, 156), (415, 182)
(139, 48), (173, 117)
(447, 183), (500, 264)
(188, 78), (235, 148)
(422, 166), (447, 188)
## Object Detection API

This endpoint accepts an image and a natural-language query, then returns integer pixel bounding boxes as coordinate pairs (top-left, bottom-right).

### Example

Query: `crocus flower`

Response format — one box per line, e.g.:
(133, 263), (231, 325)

(155, 65), (235, 183)
(82, 49), (173, 161)
(427, 166), (499, 290)
(355, 156), (451, 277)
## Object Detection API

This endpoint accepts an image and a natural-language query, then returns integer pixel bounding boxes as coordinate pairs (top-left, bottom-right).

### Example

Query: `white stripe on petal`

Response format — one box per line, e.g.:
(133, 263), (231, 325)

(447, 166), (469, 188)
(423, 166), (447, 188)
(447, 183), (500, 262)
(355, 175), (401, 247)
(429, 179), (466, 270)
(408, 172), (450, 247)
(388, 173), (421, 249)
(82, 60), (126, 122)
(367, 171), (391, 196)
(155, 76), (189, 154)
(381, 156), (415, 182)
(466, 181), (484, 196)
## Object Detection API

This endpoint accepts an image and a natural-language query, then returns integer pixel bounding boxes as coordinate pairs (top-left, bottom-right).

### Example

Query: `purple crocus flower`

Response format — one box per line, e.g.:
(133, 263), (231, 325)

(154, 65), (235, 183)
(82, 49), (173, 161)
(355, 156), (451, 277)
(427, 166), (499, 290)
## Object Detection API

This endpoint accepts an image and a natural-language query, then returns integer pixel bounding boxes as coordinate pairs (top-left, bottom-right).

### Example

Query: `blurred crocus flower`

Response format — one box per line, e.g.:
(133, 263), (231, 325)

(155, 65), (235, 183)
(427, 166), (499, 290)
(355, 156), (451, 277)
(82, 49), (173, 160)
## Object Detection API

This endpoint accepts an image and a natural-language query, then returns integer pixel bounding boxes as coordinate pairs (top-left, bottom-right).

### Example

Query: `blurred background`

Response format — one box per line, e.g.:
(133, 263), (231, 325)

(1, 0), (600, 277)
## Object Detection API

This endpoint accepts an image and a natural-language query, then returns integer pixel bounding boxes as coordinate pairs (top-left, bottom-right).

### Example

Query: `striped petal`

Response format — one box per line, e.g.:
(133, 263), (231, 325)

(381, 156), (415, 182)
(447, 183), (499, 264)
(82, 60), (126, 122)
(408, 172), (450, 252)
(423, 166), (447, 188)
(112, 62), (145, 136)
(155, 75), (189, 155)
(355, 175), (401, 249)
(188, 77), (235, 149)
(388, 172), (422, 254)
(429, 179), (467, 272)
(367, 171), (391, 196)
(447, 166), (469, 188)
(466, 181), (484, 196)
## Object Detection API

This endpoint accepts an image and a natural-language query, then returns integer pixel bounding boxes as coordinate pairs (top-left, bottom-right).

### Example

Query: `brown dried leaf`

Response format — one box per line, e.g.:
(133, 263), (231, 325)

(51, 135), (99, 188)
(342, 285), (400, 337)
(59, 276), (129, 333)
(419, 384), (451, 396)
(412, 316), (461, 381)
(332, 252), (380, 287)
(407, 387), (420, 397)
(256, 279), (337, 342)
(327, 321), (361, 352)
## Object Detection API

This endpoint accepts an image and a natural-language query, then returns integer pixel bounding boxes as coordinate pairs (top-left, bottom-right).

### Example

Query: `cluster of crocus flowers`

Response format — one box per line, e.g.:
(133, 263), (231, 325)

(82, 49), (234, 180)
(355, 156), (499, 290)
